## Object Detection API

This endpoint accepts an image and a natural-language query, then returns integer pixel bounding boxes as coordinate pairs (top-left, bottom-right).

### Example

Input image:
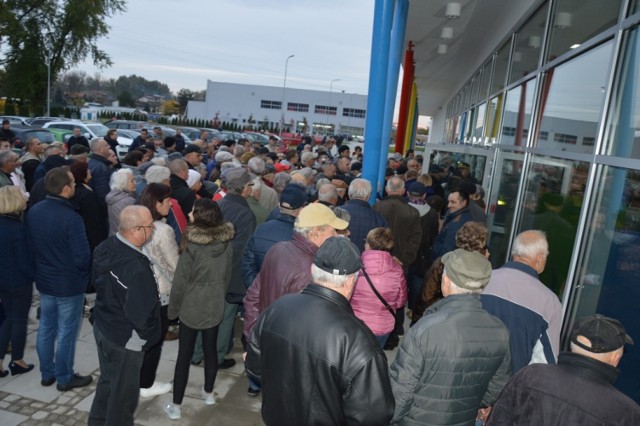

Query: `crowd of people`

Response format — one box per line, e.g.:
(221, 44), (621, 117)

(0, 124), (638, 425)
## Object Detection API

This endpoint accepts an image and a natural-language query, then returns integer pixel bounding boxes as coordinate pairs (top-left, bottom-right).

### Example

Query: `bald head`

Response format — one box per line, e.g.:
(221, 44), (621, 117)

(385, 176), (405, 195)
(119, 205), (154, 248)
(511, 230), (549, 273)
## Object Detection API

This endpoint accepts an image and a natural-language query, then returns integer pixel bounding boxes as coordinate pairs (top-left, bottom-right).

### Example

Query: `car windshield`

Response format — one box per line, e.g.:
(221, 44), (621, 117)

(24, 130), (55, 144)
(86, 124), (109, 137)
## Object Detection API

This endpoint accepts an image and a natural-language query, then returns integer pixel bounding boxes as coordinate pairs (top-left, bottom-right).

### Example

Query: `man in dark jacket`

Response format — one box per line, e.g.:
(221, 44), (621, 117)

(430, 189), (473, 261)
(89, 205), (161, 426)
(128, 128), (149, 153)
(341, 178), (388, 253)
(67, 127), (90, 152)
(168, 159), (195, 216)
(373, 176), (421, 347)
(215, 167), (256, 368)
(246, 237), (394, 425)
(241, 183), (307, 289)
(487, 314), (640, 425)
(88, 138), (115, 205)
(390, 249), (511, 426)
(26, 166), (93, 391)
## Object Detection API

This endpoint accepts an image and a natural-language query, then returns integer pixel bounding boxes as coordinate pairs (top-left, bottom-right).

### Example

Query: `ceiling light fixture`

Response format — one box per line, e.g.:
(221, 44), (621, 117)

(441, 27), (454, 39)
(570, 43), (580, 49)
(445, 3), (461, 20)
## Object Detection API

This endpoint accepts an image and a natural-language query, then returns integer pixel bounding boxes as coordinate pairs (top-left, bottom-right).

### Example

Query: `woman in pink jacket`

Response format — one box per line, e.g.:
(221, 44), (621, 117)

(350, 228), (407, 347)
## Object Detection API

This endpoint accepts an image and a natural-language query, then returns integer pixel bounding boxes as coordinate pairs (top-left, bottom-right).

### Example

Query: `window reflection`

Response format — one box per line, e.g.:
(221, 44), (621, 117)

(485, 95), (503, 145)
(500, 79), (536, 146)
(606, 28), (640, 158)
(491, 41), (511, 96)
(547, 0), (621, 62)
(431, 152), (487, 187)
(571, 165), (640, 403)
(510, 2), (548, 84)
(473, 103), (487, 142)
(536, 42), (613, 153)
(518, 155), (588, 296)
(487, 152), (526, 267)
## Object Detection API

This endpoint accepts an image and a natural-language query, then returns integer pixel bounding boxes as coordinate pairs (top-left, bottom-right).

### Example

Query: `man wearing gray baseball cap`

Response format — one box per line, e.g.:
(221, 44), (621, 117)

(390, 249), (511, 426)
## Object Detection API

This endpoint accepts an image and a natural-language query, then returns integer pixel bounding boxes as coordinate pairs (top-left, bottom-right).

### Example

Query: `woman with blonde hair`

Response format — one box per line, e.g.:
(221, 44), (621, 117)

(0, 186), (35, 377)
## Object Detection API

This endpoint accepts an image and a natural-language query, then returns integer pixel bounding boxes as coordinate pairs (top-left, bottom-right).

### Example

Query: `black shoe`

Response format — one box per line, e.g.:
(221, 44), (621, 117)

(41, 377), (56, 387)
(218, 358), (236, 369)
(56, 373), (92, 392)
(9, 362), (34, 376)
(191, 359), (203, 366)
(247, 386), (260, 397)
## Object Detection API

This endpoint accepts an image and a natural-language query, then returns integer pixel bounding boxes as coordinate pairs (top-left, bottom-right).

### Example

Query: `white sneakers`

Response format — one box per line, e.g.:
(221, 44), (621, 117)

(164, 402), (182, 420)
(202, 387), (216, 405)
(140, 381), (172, 398)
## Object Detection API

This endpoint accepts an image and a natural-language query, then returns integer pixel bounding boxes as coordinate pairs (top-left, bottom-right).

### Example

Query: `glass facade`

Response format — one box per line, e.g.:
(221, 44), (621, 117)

(429, 0), (640, 403)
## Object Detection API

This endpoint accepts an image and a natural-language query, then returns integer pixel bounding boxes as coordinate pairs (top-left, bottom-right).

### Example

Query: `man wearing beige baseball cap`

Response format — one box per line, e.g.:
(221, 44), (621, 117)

(242, 203), (348, 397)
(390, 249), (511, 426)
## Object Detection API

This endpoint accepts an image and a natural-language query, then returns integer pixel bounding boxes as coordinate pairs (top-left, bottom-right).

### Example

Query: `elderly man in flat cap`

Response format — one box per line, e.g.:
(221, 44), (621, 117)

(246, 237), (394, 425)
(390, 249), (511, 426)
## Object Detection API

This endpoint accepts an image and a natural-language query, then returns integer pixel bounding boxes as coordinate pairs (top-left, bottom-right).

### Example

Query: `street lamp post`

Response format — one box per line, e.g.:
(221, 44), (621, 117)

(327, 78), (341, 135)
(280, 54), (295, 138)
(46, 52), (51, 117)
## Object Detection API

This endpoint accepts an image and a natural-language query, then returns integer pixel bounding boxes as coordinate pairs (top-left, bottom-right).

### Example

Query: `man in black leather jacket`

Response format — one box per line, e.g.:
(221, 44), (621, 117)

(246, 237), (394, 426)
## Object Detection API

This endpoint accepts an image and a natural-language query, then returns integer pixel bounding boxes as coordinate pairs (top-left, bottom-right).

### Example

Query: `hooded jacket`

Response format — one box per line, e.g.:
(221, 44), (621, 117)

(91, 234), (161, 351)
(351, 250), (407, 336)
(168, 222), (234, 329)
(105, 189), (135, 236)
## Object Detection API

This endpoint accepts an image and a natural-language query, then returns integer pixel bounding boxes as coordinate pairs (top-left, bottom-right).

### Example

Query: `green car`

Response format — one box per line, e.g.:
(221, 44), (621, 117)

(47, 128), (73, 143)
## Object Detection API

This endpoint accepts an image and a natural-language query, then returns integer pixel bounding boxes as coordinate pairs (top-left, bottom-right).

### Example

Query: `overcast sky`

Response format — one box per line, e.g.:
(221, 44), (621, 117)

(76, 0), (375, 96)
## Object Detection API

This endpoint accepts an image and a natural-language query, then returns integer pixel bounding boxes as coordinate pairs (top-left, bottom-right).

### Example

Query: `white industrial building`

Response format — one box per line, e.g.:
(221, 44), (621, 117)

(186, 80), (368, 136)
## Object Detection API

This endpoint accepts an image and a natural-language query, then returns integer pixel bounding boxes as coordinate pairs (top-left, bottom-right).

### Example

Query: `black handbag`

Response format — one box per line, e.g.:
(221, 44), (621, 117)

(360, 268), (395, 316)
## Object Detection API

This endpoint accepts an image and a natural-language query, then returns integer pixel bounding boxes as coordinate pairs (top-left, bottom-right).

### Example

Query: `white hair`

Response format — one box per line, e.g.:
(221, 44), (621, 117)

(310, 264), (356, 288)
(511, 230), (549, 259)
(110, 168), (133, 191)
(348, 178), (372, 200)
(248, 157), (265, 175)
(145, 165), (170, 183)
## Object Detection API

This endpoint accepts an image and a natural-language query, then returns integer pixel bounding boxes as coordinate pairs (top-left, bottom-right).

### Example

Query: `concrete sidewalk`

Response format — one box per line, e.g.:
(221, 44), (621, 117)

(0, 296), (403, 425)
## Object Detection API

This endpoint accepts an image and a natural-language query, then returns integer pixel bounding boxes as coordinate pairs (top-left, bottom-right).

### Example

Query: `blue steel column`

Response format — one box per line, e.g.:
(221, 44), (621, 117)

(377, 0), (409, 198)
(362, 0), (396, 202)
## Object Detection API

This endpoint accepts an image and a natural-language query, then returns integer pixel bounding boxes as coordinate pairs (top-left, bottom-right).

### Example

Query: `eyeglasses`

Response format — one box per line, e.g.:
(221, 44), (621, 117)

(135, 223), (155, 231)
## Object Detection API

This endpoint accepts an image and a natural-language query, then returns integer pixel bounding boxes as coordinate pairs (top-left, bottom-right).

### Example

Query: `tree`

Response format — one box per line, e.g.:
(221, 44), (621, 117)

(161, 99), (179, 115)
(117, 91), (135, 107)
(0, 0), (127, 113)
(177, 88), (194, 114)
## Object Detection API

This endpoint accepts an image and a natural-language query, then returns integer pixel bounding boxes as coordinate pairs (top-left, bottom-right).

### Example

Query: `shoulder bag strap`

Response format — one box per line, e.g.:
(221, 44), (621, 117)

(360, 268), (395, 316)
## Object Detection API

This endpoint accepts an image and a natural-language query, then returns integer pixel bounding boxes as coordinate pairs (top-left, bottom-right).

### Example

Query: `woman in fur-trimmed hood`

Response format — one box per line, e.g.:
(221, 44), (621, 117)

(167, 199), (234, 418)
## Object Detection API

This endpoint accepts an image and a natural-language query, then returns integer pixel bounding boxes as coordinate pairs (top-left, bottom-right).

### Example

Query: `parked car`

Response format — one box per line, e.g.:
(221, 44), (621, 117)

(244, 132), (270, 145)
(9, 125), (56, 149)
(27, 117), (63, 127)
(103, 120), (148, 130)
(178, 127), (202, 141)
(44, 121), (133, 159)
(0, 115), (30, 126)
